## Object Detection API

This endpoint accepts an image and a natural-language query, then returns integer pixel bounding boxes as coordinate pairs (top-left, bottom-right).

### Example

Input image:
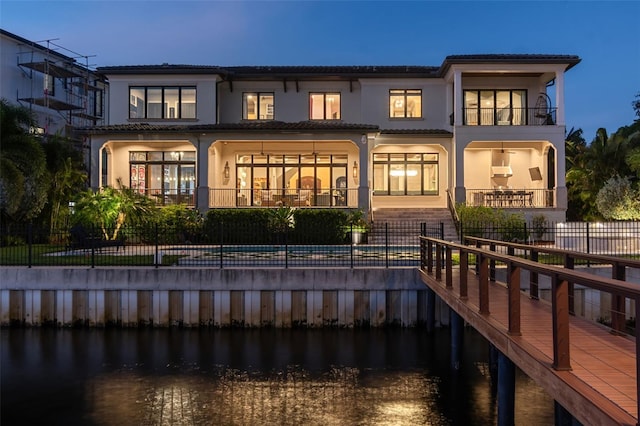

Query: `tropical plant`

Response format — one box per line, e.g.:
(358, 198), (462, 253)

(267, 206), (295, 233)
(71, 179), (156, 240)
(345, 209), (370, 232)
(566, 127), (636, 220)
(40, 134), (88, 240)
(0, 99), (49, 223)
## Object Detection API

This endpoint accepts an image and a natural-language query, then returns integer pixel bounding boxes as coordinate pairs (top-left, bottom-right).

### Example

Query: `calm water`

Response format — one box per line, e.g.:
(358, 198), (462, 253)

(1, 327), (553, 425)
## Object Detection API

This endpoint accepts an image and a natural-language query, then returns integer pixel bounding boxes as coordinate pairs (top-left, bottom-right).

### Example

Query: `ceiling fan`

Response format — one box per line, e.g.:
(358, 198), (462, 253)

(499, 141), (516, 154)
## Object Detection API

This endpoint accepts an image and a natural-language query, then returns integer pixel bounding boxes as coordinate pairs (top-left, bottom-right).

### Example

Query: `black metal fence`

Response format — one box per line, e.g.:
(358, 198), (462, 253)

(460, 220), (640, 258)
(2, 220), (637, 268)
(0, 221), (444, 268)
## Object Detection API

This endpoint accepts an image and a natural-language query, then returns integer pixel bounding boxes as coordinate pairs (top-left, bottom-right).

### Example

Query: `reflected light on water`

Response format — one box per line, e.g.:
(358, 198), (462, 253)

(2, 328), (554, 426)
(87, 368), (454, 426)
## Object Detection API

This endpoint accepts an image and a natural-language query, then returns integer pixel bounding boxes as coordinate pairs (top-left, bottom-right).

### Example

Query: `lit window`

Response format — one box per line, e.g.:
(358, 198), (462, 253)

(129, 86), (197, 119)
(309, 93), (341, 120)
(389, 89), (421, 118)
(243, 93), (274, 120)
(463, 89), (527, 125)
(373, 153), (438, 195)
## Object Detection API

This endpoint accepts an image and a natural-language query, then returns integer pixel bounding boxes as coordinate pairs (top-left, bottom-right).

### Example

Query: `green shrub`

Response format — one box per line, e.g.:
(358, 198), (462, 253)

(457, 204), (498, 237)
(291, 209), (349, 244)
(456, 204), (527, 242)
(204, 209), (271, 244)
(531, 213), (548, 241)
(498, 211), (528, 242)
(152, 204), (204, 244)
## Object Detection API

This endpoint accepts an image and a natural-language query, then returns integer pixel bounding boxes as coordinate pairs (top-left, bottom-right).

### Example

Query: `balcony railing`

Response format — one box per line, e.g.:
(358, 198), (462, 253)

(138, 188), (196, 207)
(462, 107), (557, 126)
(209, 188), (359, 208)
(466, 188), (555, 208)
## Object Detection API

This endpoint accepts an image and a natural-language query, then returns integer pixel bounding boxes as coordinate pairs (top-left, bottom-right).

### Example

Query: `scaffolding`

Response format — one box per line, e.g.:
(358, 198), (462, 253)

(16, 37), (106, 135)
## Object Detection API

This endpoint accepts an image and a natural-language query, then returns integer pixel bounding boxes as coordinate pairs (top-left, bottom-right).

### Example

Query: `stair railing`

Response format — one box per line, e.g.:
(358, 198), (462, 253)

(446, 189), (461, 237)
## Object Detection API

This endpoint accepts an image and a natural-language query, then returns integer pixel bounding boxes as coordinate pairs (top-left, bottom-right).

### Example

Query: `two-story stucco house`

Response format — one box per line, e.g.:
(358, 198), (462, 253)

(2, 29), (580, 224)
(81, 54), (579, 223)
(0, 29), (107, 140)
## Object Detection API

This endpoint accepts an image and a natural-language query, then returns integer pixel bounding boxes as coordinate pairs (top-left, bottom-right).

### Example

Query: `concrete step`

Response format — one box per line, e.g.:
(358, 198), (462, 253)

(369, 208), (459, 243)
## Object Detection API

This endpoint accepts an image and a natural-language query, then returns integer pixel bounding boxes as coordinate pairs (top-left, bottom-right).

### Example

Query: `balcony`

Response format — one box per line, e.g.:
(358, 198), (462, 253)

(466, 188), (555, 208)
(462, 107), (556, 126)
(209, 188), (359, 208)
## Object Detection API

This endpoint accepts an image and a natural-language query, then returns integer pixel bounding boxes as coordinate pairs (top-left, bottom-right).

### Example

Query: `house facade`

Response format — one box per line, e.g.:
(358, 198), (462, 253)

(1, 28), (580, 223)
(0, 29), (107, 140)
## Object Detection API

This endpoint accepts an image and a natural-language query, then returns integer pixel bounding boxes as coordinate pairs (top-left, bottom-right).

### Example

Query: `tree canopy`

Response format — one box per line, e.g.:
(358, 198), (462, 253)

(565, 93), (640, 221)
(0, 99), (49, 223)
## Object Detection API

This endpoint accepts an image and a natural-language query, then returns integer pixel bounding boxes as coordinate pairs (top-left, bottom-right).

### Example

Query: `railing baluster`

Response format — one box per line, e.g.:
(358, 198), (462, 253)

(459, 250), (468, 300)
(551, 274), (571, 371)
(508, 262), (521, 335)
(435, 243), (442, 282)
(478, 254), (489, 315)
(445, 247), (452, 289)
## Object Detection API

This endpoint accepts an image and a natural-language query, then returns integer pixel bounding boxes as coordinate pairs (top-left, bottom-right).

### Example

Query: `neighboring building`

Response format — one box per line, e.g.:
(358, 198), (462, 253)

(1, 30), (580, 222)
(0, 29), (108, 142)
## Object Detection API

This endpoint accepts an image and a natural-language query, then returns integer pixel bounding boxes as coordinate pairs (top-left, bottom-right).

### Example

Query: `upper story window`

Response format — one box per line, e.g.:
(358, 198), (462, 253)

(389, 89), (421, 118)
(94, 89), (103, 118)
(464, 90), (527, 125)
(309, 93), (340, 120)
(243, 93), (274, 120)
(129, 86), (196, 119)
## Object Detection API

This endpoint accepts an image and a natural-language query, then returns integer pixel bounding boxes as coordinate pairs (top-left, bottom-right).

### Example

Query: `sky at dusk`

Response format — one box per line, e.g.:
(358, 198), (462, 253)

(1, 1), (638, 140)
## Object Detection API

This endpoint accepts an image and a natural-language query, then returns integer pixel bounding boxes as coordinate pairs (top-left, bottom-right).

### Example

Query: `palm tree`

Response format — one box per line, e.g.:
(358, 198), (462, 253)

(41, 134), (87, 239)
(567, 127), (637, 220)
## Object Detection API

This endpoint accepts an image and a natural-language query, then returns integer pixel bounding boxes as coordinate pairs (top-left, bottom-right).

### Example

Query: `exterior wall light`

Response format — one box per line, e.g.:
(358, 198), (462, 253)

(223, 161), (230, 179)
(352, 161), (358, 180)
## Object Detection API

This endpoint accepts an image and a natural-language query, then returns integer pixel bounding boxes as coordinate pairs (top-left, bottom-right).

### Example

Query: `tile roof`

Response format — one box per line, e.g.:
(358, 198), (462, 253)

(75, 121), (380, 134)
(379, 129), (453, 136)
(441, 54), (581, 71)
(97, 64), (440, 78)
(97, 55), (581, 78)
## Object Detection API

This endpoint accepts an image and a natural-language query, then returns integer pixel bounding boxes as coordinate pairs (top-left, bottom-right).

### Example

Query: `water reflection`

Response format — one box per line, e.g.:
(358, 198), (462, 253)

(1, 328), (553, 425)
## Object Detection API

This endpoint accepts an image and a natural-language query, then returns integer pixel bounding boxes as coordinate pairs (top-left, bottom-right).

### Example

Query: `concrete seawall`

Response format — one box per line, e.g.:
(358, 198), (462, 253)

(0, 268), (448, 328)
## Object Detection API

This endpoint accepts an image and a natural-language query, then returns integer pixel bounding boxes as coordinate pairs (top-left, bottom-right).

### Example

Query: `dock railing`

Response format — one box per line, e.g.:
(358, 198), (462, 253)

(419, 235), (640, 421)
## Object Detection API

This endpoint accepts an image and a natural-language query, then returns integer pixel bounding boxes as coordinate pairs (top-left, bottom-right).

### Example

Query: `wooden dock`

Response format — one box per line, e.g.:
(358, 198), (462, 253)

(419, 237), (639, 426)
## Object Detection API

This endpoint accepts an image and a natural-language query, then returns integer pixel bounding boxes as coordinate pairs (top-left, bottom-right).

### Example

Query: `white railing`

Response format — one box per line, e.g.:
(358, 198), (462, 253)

(465, 188), (555, 208)
(208, 188), (359, 208)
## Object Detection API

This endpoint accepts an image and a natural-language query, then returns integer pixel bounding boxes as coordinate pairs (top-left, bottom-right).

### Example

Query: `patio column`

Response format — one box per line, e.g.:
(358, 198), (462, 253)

(453, 70), (463, 126)
(454, 138), (468, 204)
(554, 70), (565, 126)
(356, 135), (370, 214)
(88, 135), (98, 191)
(196, 135), (210, 211)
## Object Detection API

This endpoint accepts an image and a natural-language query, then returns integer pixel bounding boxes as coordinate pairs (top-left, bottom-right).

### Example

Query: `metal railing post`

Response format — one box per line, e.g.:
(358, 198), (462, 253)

(154, 223), (159, 268)
(285, 229), (289, 269)
(27, 222), (33, 268)
(350, 224), (354, 269)
(385, 223), (389, 268)
(219, 222), (224, 269)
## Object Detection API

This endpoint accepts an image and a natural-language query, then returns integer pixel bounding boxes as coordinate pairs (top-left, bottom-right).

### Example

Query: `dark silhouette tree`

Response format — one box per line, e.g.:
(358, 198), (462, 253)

(0, 99), (48, 224)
